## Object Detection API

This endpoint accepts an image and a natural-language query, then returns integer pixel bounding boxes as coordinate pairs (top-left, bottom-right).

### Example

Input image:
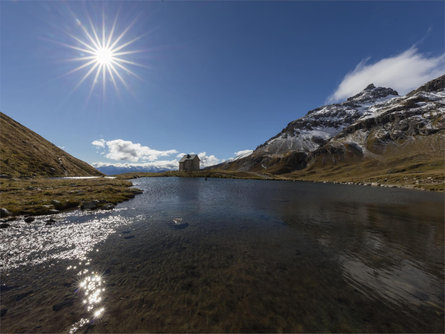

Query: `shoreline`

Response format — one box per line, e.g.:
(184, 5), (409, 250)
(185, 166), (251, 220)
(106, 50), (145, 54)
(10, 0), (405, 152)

(0, 177), (142, 219)
(1, 169), (441, 222)
(116, 170), (443, 192)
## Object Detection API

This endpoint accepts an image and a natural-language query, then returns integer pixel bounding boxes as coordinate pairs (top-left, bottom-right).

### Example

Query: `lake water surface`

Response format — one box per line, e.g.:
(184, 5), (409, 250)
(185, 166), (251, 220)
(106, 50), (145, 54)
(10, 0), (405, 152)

(1, 177), (443, 332)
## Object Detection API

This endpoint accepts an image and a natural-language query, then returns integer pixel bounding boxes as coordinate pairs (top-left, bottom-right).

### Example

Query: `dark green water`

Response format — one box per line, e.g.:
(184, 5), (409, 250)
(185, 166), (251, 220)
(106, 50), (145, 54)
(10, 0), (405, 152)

(1, 177), (444, 332)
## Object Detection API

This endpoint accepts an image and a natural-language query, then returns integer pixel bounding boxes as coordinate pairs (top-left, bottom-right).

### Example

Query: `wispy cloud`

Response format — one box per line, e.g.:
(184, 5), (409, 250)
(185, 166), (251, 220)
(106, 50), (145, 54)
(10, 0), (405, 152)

(92, 139), (106, 148)
(329, 47), (445, 102)
(91, 139), (178, 162)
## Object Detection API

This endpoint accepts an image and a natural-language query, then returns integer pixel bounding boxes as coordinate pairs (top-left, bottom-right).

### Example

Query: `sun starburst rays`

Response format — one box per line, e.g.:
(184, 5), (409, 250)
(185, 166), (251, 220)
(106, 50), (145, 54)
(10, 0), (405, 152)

(63, 13), (144, 97)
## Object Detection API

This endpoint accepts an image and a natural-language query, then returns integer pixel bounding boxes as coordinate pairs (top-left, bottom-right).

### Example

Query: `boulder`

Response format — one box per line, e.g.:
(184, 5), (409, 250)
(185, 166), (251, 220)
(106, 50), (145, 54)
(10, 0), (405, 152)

(80, 200), (100, 210)
(102, 203), (115, 210)
(0, 208), (10, 218)
(45, 218), (56, 226)
(51, 200), (62, 209)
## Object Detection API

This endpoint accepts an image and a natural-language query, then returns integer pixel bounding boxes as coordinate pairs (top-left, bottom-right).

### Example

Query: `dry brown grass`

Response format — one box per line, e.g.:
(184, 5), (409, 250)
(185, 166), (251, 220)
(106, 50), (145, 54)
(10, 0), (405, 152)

(0, 177), (142, 216)
(286, 134), (445, 191)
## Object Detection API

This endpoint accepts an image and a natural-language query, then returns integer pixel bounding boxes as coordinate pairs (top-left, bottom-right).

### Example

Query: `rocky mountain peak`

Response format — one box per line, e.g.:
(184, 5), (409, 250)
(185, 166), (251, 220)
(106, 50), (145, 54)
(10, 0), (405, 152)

(347, 84), (398, 103)
(407, 74), (445, 96)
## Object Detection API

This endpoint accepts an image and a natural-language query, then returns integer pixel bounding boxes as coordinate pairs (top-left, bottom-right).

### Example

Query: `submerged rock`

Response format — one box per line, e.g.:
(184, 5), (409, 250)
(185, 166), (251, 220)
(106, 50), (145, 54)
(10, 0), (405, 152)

(24, 217), (35, 223)
(0, 307), (7, 317)
(52, 297), (74, 312)
(0, 223), (10, 228)
(15, 290), (33, 301)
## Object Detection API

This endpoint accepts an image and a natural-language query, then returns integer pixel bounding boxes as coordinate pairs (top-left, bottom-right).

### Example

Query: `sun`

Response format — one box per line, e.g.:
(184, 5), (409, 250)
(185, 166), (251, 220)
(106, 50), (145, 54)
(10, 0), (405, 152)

(61, 12), (145, 96)
(95, 47), (114, 66)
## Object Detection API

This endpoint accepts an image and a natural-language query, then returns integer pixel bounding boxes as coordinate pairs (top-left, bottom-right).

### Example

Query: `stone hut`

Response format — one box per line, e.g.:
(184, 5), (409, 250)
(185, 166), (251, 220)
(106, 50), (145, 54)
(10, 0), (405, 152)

(179, 154), (200, 171)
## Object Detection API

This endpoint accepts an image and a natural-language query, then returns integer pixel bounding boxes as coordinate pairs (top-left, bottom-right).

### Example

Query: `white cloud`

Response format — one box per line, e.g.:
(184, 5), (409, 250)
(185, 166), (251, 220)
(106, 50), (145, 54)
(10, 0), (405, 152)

(95, 152), (221, 169)
(92, 139), (106, 148)
(329, 47), (445, 102)
(197, 152), (220, 167)
(92, 138), (177, 162)
(92, 140), (223, 170)
(92, 152), (222, 171)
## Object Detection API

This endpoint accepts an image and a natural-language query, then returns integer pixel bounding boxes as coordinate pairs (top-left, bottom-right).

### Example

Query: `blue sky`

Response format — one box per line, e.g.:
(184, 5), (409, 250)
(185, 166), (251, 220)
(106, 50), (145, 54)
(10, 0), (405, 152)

(1, 1), (444, 170)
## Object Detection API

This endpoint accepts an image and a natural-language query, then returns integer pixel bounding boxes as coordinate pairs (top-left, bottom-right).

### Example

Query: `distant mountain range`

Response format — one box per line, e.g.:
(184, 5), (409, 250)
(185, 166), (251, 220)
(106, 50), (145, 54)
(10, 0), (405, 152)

(214, 75), (444, 187)
(0, 112), (102, 177)
(92, 163), (172, 175)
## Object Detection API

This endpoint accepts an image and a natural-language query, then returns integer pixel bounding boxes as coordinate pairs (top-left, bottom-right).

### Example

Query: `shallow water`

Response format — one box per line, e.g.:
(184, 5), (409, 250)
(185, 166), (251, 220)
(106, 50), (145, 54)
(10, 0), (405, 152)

(1, 177), (443, 332)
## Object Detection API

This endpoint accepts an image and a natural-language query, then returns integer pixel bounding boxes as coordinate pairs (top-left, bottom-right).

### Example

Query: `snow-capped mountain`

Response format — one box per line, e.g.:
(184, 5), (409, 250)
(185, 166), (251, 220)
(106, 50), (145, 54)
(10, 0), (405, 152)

(219, 75), (444, 174)
(310, 75), (445, 165)
(254, 84), (398, 156)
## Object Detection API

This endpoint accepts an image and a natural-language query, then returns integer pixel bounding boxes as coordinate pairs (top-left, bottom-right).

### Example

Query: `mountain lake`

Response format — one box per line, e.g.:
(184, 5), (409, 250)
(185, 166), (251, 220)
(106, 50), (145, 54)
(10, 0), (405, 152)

(0, 177), (443, 333)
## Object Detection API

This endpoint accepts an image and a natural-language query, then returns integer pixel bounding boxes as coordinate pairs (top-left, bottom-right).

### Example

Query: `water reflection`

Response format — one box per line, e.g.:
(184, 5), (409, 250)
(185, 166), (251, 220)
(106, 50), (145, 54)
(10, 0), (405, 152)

(275, 193), (444, 310)
(341, 255), (444, 309)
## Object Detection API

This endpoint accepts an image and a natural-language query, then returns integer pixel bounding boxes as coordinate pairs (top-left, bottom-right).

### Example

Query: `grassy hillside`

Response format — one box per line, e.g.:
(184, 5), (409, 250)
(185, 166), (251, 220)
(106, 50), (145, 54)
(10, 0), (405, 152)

(285, 132), (445, 191)
(0, 112), (102, 177)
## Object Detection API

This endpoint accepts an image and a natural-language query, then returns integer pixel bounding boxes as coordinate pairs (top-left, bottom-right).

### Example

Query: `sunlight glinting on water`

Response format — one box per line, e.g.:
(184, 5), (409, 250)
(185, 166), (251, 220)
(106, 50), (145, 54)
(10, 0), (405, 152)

(0, 210), (132, 270)
(65, 263), (107, 333)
